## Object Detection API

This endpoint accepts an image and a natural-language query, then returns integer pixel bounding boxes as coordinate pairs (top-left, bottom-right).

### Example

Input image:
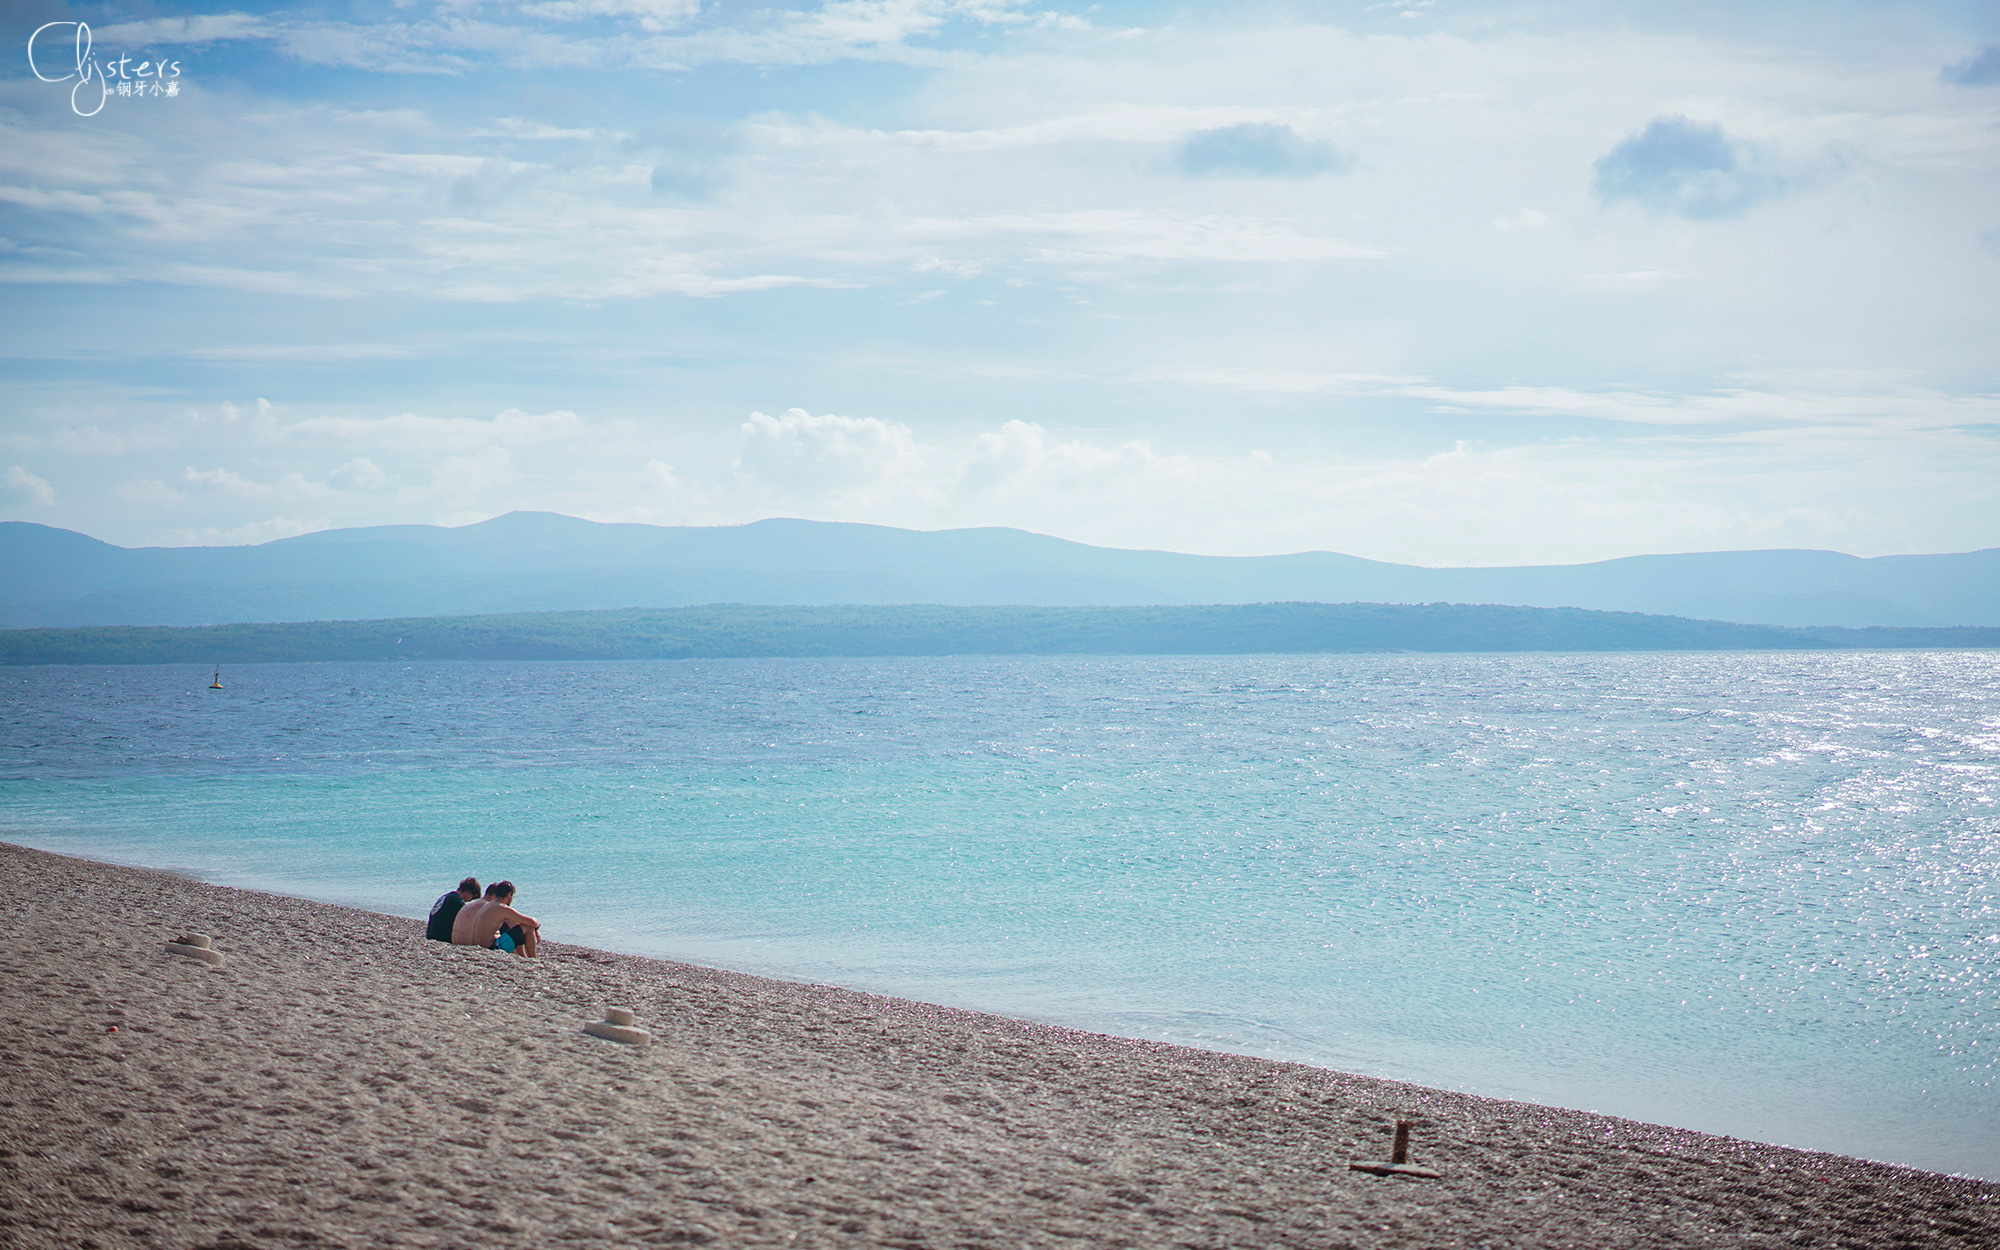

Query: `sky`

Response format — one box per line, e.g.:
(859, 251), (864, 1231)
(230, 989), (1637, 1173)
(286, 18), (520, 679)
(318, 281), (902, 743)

(1, 0), (1996, 565)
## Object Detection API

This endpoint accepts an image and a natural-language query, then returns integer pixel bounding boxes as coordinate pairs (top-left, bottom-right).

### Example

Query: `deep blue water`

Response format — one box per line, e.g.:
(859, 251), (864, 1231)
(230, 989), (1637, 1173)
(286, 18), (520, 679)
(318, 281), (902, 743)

(2, 652), (1994, 1178)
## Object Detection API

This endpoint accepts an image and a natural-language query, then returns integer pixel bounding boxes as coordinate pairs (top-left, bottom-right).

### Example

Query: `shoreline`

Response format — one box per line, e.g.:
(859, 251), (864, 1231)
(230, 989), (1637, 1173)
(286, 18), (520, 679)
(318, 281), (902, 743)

(3, 841), (1995, 1248)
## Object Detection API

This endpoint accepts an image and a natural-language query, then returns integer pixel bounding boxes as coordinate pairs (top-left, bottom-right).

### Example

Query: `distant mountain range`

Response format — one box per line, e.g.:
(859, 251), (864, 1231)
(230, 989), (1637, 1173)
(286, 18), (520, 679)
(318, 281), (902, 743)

(2, 512), (1996, 629)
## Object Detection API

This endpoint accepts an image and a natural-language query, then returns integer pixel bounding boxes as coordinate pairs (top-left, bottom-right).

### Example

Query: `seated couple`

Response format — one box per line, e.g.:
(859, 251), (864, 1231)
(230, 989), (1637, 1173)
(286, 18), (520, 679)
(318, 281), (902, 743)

(425, 877), (541, 956)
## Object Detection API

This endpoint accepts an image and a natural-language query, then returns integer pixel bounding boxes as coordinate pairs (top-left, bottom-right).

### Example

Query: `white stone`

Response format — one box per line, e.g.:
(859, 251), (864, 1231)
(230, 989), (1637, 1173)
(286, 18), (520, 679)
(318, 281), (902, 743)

(164, 941), (225, 967)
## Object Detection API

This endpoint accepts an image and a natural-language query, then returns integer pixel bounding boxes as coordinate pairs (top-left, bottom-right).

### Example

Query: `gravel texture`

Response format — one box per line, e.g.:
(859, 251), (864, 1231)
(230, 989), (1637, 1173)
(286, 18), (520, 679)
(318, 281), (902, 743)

(2, 841), (1994, 1249)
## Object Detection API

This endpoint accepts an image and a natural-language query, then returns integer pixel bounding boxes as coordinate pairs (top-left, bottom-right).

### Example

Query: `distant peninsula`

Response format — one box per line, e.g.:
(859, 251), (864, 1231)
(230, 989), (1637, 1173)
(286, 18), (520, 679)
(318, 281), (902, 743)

(2, 603), (1994, 666)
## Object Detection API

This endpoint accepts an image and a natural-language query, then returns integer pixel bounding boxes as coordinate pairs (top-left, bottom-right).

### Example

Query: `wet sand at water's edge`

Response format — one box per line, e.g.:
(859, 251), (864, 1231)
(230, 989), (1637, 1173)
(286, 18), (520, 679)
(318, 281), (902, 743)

(2, 842), (1994, 1249)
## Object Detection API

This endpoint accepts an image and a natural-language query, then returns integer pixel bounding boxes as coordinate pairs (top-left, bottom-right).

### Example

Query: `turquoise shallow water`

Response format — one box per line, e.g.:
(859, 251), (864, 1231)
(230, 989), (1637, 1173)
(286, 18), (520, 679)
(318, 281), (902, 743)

(3, 651), (1995, 1178)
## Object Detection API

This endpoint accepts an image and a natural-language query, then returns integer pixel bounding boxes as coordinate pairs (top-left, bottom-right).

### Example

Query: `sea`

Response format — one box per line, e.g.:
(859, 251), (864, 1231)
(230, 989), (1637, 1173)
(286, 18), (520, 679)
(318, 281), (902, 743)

(2, 651), (1994, 1179)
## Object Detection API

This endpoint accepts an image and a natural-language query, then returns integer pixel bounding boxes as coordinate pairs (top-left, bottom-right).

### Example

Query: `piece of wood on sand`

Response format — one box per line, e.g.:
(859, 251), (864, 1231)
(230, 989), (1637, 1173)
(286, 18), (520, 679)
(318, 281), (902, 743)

(1350, 1118), (1443, 1179)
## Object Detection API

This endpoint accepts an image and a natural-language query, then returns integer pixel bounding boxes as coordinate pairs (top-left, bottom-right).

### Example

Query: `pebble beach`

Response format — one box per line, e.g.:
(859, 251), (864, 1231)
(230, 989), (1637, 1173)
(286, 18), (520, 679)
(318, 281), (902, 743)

(3, 841), (1994, 1249)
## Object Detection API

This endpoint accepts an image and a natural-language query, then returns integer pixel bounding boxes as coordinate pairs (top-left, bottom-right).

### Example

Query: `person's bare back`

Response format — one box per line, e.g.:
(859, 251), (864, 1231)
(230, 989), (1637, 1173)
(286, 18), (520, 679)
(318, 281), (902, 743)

(449, 881), (540, 956)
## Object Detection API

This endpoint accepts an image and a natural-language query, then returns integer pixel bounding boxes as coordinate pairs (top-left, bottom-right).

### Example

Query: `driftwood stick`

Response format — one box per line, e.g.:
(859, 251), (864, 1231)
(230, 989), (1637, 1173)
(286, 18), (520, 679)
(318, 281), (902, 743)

(1348, 1118), (1441, 1179)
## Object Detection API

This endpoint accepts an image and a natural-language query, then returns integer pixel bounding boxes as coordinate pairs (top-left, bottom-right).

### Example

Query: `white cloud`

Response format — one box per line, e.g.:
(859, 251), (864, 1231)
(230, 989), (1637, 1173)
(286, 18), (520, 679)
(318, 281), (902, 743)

(635, 0), (1045, 70)
(284, 409), (583, 454)
(31, 386), (1998, 563)
(52, 427), (129, 456)
(912, 254), (985, 278)
(116, 478), (183, 507)
(429, 446), (519, 499)
(1571, 270), (1673, 293)
(963, 419), (1173, 494)
(518, 0), (703, 34)
(269, 22), (477, 75)
(3, 466), (56, 506)
(90, 15), (279, 45)
(1393, 377), (2000, 432)
(987, 209), (1382, 265)
(63, 0), (1065, 81)
(193, 344), (424, 362)
(736, 408), (928, 498)
(638, 458), (683, 491)
(33, 405), (618, 542)
(180, 465), (334, 503)
(182, 465), (274, 497)
(933, 416), (1999, 565)
(1157, 368), (1421, 395)
(7, 18), (1405, 305)
(217, 399), (277, 427)
(330, 458), (391, 491)
(156, 516), (332, 547)
(4, 5), (1997, 564)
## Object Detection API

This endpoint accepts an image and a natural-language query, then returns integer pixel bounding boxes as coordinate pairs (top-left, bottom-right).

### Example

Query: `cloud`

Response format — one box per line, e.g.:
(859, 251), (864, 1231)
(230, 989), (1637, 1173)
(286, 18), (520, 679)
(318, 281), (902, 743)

(649, 154), (730, 200)
(736, 408), (927, 496)
(0, 424), (125, 457)
(962, 420), (1171, 494)
(117, 478), (184, 507)
(518, 0), (704, 34)
(1177, 123), (1353, 179)
(1392, 375), (2000, 434)
(193, 344), (422, 363)
(180, 465), (335, 503)
(913, 254), (985, 279)
(1590, 115), (1785, 220)
(329, 458), (391, 491)
(182, 466), (274, 497)
(1153, 368), (1419, 395)
(284, 409), (583, 455)
(8, 7), (2000, 565)
(952, 209), (1381, 264)
(429, 446), (519, 500)
(271, 23), (473, 75)
(1940, 46), (2000, 87)
(638, 459), (683, 492)
(3, 466), (56, 506)
(635, 0), (1046, 70)
(1492, 207), (1548, 231)
(155, 517), (331, 547)
(68, 0), (1050, 80)
(90, 15), (279, 45)
(1572, 270), (1673, 293)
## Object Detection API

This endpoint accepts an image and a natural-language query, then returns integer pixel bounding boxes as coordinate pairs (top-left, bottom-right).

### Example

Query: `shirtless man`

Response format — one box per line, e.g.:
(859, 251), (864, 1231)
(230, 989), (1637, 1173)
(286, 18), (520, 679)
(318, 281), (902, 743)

(450, 880), (541, 956)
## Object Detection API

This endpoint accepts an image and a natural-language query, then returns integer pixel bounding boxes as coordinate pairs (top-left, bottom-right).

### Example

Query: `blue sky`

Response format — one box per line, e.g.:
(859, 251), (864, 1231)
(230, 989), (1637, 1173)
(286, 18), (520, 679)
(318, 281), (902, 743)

(2, 0), (1996, 563)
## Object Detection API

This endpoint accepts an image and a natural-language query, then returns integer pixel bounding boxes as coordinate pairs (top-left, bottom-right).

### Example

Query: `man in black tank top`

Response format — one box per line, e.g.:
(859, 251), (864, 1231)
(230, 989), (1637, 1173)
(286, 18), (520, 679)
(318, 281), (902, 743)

(426, 877), (481, 942)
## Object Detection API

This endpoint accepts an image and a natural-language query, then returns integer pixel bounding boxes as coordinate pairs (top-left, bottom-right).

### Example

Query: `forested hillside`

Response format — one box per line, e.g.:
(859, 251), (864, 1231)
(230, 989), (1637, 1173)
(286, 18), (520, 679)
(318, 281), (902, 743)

(3, 602), (1992, 666)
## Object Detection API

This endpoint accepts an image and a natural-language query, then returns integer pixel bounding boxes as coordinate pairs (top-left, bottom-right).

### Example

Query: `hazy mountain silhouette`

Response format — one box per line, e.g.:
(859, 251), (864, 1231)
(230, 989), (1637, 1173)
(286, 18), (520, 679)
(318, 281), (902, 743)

(2, 512), (1994, 629)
